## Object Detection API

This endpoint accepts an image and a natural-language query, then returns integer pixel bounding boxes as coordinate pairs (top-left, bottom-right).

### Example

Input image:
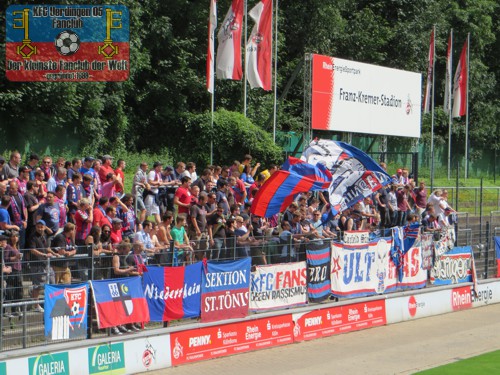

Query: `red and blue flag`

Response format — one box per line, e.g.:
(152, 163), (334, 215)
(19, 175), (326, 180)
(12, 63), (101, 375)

(251, 157), (332, 217)
(91, 277), (149, 329)
(142, 263), (202, 322)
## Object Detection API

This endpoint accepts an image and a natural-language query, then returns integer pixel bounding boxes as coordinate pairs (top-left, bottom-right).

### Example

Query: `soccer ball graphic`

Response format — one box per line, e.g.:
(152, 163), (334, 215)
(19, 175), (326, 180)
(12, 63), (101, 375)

(55, 30), (80, 56)
(71, 301), (80, 316)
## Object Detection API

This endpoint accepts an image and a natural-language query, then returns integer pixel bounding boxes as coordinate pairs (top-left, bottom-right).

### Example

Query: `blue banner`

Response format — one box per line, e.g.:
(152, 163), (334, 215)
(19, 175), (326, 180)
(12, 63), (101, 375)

(44, 283), (88, 339)
(142, 263), (202, 321)
(201, 258), (251, 322)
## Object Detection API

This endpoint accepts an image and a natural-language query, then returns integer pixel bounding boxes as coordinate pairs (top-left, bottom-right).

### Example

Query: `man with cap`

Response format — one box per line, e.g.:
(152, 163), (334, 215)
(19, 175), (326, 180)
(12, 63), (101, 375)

(99, 155), (115, 183)
(146, 161), (165, 224)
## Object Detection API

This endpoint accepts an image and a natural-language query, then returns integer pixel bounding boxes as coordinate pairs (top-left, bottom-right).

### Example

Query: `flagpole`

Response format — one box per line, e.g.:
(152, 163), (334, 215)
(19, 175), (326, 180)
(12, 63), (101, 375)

(430, 25), (436, 189)
(465, 33), (470, 179)
(243, 0), (248, 117)
(210, 92), (214, 164)
(447, 29), (453, 180)
(272, 0), (278, 143)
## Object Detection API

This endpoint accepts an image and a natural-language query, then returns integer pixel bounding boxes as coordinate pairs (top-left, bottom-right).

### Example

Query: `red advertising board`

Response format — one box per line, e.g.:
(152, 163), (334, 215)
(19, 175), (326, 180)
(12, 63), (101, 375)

(451, 285), (472, 311)
(293, 299), (386, 341)
(170, 315), (294, 365)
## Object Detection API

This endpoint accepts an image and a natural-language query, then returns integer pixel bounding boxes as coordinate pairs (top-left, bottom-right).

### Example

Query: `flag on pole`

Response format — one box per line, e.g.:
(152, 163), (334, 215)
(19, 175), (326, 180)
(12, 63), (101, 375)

(452, 39), (468, 118)
(423, 28), (435, 114)
(206, 0), (217, 93)
(246, 0), (273, 90)
(216, 0), (243, 80)
(444, 31), (453, 114)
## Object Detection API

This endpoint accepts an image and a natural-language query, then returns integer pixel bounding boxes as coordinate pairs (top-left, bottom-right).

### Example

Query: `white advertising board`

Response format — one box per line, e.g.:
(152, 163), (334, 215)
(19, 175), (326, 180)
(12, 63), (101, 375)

(311, 54), (422, 137)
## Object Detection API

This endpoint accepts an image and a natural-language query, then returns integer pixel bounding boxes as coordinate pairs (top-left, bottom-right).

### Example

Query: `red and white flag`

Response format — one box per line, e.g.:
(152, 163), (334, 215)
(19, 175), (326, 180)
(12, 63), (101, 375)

(246, 0), (273, 91)
(206, 0), (217, 93)
(423, 28), (435, 114)
(443, 31), (453, 114)
(452, 39), (468, 118)
(216, 0), (243, 80)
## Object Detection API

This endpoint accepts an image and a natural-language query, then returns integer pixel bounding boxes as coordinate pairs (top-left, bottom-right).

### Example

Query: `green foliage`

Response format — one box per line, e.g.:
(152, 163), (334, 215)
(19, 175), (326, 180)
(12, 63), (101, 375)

(181, 109), (283, 167)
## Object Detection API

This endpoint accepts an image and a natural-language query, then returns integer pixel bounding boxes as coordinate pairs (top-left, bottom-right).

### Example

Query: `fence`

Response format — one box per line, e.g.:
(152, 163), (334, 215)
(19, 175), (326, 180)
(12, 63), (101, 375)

(1, 221), (498, 353)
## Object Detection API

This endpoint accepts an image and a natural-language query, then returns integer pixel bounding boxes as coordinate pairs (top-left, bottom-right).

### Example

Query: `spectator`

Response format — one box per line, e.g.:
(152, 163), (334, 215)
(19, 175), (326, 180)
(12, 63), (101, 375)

(28, 220), (56, 312)
(93, 197), (109, 228)
(396, 185), (412, 227)
(132, 162), (149, 224)
(189, 193), (208, 260)
(174, 176), (192, 218)
(114, 159), (126, 195)
(186, 162), (197, 181)
(47, 168), (67, 197)
(79, 157), (97, 186)
(111, 241), (138, 335)
(34, 170), (48, 202)
(110, 218), (125, 245)
(51, 223), (77, 284)
(4, 151), (22, 180)
(207, 204), (226, 260)
(16, 166), (31, 196)
(228, 173), (247, 206)
(40, 156), (56, 182)
(54, 185), (68, 229)
(67, 172), (84, 213)
(387, 185), (398, 227)
(171, 215), (193, 266)
(67, 158), (82, 183)
(2, 232), (23, 316)
(24, 180), (40, 239)
(98, 155), (115, 183)
(215, 179), (230, 216)
(101, 173), (123, 199)
(86, 225), (113, 280)
(7, 181), (28, 249)
(26, 153), (40, 180)
(146, 161), (164, 224)
(413, 181), (427, 218)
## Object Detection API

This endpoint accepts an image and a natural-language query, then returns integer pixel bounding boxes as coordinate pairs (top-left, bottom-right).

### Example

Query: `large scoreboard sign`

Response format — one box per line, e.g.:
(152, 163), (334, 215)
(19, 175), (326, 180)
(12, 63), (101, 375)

(6, 5), (129, 81)
(311, 54), (421, 138)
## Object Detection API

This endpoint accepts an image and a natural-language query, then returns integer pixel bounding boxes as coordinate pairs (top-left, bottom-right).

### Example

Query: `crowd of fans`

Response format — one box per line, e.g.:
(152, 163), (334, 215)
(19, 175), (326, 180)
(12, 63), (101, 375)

(0, 151), (456, 333)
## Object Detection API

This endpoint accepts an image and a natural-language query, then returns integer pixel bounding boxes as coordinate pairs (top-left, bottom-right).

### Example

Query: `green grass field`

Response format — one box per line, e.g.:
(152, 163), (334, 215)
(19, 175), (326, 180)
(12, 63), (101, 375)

(414, 350), (500, 374)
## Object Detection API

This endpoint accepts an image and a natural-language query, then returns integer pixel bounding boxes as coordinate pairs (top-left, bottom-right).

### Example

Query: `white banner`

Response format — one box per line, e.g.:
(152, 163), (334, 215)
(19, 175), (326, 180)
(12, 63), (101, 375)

(331, 238), (427, 298)
(311, 54), (421, 137)
(250, 262), (308, 311)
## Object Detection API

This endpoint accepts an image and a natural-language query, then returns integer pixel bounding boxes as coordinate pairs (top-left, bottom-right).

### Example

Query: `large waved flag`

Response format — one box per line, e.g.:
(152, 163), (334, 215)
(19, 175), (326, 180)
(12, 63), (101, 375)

(246, 0), (273, 90)
(250, 157), (332, 217)
(423, 27), (435, 114)
(216, 0), (243, 80)
(91, 277), (150, 329)
(444, 31), (453, 114)
(301, 139), (392, 215)
(206, 0), (217, 93)
(142, 263), (202, 321)
(452, 39), (468, 118)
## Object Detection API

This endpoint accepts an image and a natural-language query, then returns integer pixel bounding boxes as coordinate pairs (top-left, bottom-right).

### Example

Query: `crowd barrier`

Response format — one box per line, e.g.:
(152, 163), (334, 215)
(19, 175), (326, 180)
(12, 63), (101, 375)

(0, 226), (489, 353)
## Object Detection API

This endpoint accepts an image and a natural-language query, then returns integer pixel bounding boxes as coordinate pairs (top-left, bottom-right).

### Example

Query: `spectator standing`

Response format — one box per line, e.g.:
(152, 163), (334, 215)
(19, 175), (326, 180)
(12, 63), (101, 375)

(4, 151), (21, 180)
(132, 162), (149, 224)
(51, 223), (77, 284)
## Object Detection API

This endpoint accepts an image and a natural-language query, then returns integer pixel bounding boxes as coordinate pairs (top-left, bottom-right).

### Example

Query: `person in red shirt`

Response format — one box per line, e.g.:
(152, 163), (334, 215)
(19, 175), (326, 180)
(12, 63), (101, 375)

(173, 176), (192, 217)
(114, 159), (126, 195)
(98, 155), (115, 183)
(110, 218), (124, 245)
(93, 197), (109, 227)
